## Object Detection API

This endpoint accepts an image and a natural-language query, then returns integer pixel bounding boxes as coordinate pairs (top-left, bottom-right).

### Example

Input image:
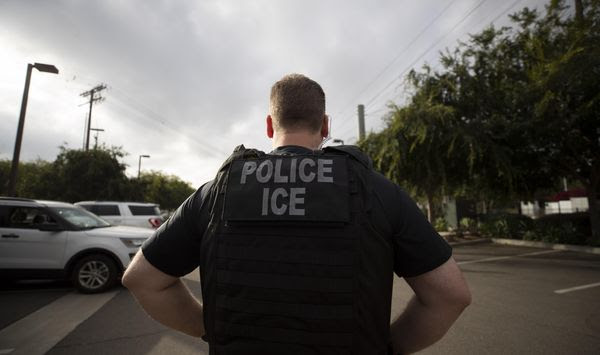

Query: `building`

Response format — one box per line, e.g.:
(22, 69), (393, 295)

(521, 188), (589, 218)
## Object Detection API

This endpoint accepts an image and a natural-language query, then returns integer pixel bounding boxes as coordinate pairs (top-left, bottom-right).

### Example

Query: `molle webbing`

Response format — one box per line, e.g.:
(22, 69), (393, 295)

(213, 225), (358, 352)
(209, 149), (364, 354)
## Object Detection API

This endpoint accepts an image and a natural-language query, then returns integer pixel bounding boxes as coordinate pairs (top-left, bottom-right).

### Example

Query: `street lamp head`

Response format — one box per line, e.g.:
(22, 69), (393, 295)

(140, 155), (150, 158)
(33, 63), (59, 74)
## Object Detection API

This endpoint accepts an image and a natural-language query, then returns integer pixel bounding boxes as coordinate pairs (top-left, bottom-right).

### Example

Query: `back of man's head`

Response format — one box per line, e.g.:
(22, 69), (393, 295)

(270, 73), (325, 133)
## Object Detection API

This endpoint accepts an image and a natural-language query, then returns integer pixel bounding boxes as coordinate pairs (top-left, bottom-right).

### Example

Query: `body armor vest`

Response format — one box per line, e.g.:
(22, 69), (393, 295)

(199, 145), (394, 354)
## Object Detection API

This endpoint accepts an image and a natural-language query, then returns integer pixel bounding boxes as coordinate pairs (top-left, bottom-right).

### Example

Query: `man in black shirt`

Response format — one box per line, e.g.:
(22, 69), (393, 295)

(123, 74), (471, 354)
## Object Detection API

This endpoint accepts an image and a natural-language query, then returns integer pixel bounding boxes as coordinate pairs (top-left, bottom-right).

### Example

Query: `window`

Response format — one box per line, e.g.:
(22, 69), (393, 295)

(128, 205), (159, 216)
(51, 207), (110, 229)
(0, 206), (11, 227)
(0, 206), (55, 229)
(78, 204), (93, 212)
(92, 205), (120, 216)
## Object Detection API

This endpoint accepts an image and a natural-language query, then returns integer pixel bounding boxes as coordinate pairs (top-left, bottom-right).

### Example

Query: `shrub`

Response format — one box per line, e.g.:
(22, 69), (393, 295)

(478, 213), (533, 239)
(531, 213), (590, 245)
(434, 217), (449, 232)
(509, 212), (591, 246)
(459, 217), (479, 235)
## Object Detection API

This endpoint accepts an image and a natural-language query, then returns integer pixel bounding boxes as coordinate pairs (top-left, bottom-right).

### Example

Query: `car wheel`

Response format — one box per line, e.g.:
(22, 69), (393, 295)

(71, 254), (118, 293)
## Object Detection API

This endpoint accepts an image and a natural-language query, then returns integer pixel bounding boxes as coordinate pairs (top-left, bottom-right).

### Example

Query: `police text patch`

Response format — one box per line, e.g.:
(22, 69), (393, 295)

(224, 156), (350, 222)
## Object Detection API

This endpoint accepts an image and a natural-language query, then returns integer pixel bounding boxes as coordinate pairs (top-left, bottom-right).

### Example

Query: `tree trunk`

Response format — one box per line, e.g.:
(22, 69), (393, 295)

(426, 192), (436, 223)
(575, 0), (584, 25)
(586, 183), (600, 246)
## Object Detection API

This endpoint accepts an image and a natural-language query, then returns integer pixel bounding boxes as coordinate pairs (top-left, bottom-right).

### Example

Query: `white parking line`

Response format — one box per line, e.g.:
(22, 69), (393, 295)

(457, 249), (561, 265)
(0, 290), (118, 355)
(554, 281), (600, 294)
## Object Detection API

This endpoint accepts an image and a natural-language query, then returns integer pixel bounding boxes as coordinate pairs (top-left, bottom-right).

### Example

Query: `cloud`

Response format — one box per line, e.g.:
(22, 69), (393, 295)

(0, 0), (547, 187)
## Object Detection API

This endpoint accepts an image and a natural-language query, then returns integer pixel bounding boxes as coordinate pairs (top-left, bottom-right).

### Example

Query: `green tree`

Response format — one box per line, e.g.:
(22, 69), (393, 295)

(50, 146), (132, 202)
(137, 171), (195, 211)
(362, 0), (600, 243)
(523, 0), (600, 243)
(1, 146), (195, 211)
(361, 95), (463, 222)
(1, 159), (59, 199)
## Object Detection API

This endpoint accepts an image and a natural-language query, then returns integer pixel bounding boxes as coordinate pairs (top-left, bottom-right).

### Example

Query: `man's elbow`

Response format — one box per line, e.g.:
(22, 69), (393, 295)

(449, 284), (472, 312)
(121, 265), (139, 290)
(122, 253), (146, 292)
(122, 251), (179, 295)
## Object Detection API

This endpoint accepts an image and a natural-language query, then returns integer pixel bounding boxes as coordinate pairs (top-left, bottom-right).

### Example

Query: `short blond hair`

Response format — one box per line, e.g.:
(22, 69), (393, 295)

(269, 74), (325, 133)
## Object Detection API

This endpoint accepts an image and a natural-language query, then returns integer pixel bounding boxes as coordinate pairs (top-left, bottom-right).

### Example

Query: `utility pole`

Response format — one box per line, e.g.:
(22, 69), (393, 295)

(90, 128), (104, 149)
(357, 104), (365, 141)
(80, 84), (107, 151)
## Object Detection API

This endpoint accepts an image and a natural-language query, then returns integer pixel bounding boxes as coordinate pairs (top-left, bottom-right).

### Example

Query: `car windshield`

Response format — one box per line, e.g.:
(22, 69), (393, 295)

(50, 207), (111, 229)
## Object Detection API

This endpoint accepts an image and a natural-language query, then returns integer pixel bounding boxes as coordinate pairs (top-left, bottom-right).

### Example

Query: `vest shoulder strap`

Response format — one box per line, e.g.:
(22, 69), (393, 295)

(218, 145), (266, 172)
(219, 144), (372, 171)
(323, 145), (372, 169)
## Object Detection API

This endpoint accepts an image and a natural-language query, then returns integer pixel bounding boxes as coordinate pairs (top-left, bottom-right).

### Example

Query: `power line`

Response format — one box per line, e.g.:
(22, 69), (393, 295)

(365, 0), (526, 117)
(334, 0), (491, 140)
(338, 0), (538, 143)
(489, 0), (525, 24)
(363, 0), (489, 111)
(62, 70), (232, 157)
(333, 0), (459, 120)
(106, 86), (230, 157)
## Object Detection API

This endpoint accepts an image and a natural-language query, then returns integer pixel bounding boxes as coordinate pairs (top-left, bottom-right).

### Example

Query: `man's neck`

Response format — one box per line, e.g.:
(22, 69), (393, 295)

(272, 132), (323, 150)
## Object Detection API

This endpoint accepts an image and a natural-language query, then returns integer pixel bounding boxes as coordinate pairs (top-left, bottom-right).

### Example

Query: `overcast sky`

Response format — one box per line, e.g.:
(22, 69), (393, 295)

(1, 0), (548, 187)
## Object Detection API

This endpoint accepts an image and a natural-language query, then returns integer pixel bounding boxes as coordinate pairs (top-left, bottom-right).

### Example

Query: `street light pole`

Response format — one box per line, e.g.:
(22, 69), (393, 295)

(138, 155), (150, 179)
(6, 62), (58, 196)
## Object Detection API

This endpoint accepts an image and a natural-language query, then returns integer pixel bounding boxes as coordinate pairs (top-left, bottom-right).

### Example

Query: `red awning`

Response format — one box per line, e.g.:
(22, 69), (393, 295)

(547, 188), (587, 202)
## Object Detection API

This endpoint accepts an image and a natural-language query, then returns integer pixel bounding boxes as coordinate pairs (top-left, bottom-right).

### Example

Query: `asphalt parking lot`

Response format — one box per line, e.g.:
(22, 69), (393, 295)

(1, 242), (599, 354)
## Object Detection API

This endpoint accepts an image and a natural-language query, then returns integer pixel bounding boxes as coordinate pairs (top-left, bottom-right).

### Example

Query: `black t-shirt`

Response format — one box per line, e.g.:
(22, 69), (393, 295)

(142, 145), (451, 279)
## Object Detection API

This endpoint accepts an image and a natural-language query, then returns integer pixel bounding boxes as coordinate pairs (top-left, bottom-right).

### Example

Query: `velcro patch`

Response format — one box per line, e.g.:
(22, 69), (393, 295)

(224, 155), (349, 222)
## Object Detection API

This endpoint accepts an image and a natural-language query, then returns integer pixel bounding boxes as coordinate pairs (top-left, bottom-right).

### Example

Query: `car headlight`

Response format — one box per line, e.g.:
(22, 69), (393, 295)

(120, 238), (146, 248)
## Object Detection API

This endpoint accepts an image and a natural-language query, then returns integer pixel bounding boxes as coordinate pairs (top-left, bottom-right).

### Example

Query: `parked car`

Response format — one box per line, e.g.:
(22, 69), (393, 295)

(75, 201), (163, 229)
(0, 197), (153, 293)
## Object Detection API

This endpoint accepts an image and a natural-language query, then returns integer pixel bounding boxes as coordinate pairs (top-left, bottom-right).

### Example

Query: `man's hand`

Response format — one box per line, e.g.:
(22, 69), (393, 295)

(122, 251), (205, 338)
(390, 257), (471, 354)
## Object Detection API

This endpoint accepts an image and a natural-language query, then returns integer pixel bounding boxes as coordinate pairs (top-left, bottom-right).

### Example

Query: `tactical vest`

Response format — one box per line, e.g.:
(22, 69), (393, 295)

(199, 145), (395, 355)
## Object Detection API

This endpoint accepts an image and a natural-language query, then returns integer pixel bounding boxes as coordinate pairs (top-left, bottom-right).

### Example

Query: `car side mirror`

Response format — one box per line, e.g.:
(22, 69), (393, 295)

(38, 223), (63, 232)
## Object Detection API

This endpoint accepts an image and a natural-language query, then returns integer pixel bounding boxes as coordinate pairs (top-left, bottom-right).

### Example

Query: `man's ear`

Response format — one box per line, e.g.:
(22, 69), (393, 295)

(321, 115), (329, 138)
(266, 115), (274, 138)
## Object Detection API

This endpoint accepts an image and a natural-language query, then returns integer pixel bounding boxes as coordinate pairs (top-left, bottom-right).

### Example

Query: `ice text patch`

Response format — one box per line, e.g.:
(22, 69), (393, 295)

(224, 156), (350, 222)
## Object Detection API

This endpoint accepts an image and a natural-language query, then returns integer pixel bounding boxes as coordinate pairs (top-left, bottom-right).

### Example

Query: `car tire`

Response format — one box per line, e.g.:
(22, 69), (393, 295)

(71, 254), (118, 293)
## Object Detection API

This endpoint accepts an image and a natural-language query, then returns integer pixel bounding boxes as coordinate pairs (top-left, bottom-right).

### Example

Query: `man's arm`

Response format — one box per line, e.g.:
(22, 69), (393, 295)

(390, 257), (471, 354)
(122, 251), (205, 338)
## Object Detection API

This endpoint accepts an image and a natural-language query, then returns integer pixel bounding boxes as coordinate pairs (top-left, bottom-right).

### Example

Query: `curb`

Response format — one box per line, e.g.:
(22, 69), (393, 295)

(491, 238), (600, 255)
(448, 239), (492, 247)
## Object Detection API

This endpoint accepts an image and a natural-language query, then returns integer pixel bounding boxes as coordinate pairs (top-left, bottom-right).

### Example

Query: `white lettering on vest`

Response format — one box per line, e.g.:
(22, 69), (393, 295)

(318, 159), (333, 183)
(271, 187), (288, 215)
(240, 161), (257, 184)
(289, 187), (306, 216)
(274, 159), (288, 183)
(262, 187), (270, 215)
(289, 158), (297, 183)
(299, 158), (316, 182)
(256, 160), (273, 183)
(261, 187), (306, 216)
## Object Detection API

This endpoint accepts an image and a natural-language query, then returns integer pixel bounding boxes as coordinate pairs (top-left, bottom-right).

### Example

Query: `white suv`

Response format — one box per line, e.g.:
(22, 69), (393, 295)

(75, 201), (164, 229)
(0, 198), (154, 293)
